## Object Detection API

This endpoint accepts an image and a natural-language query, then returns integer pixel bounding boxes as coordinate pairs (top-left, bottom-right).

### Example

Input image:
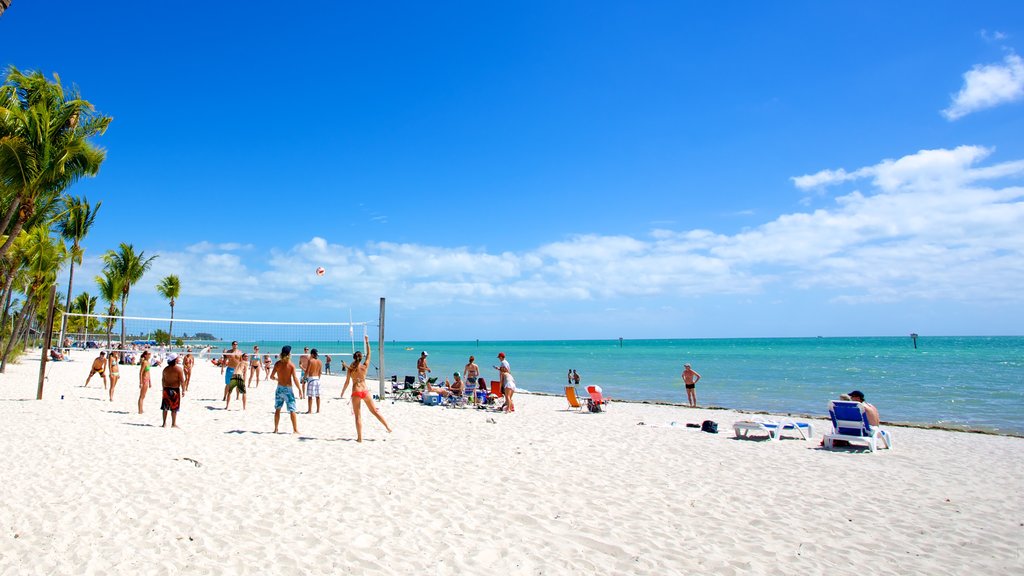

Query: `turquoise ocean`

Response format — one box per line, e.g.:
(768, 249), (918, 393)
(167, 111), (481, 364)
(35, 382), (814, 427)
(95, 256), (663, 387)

(212, 336), (1024, 435)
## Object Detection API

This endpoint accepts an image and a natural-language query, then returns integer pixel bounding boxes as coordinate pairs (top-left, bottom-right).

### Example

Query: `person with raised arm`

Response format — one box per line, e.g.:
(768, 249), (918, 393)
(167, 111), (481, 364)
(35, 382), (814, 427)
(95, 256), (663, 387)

(341, 336), (392, 442)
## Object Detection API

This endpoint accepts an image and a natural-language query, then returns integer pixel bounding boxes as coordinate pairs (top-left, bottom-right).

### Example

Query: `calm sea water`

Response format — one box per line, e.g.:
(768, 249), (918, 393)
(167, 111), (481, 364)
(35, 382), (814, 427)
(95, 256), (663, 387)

(204, 336), (1024, 435)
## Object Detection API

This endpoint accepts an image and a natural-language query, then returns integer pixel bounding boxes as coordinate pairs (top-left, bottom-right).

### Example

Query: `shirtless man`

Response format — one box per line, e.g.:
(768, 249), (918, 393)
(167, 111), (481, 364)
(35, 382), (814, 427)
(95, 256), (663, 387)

(299, 347), (310, 397)
(270, 345), (301, 434)
(417, 351), (430, 384)
(225, 353), (248, 410)
(161, 353), (186, 428)
(681, 363), (701, 408)
(848, 390), (881, 425)
(341, 336), (392, 442)
(84, 352), (108, 388)
(305, 348), (324, 414)
(182, 351), (194, 392)
(222, 341), (242, 402)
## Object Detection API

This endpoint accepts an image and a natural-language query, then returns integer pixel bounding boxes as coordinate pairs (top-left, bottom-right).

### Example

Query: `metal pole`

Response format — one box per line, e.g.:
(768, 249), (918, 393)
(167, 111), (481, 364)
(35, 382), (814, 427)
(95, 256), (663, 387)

(37, 284), (58, 400)
(378, 297), (386, 400)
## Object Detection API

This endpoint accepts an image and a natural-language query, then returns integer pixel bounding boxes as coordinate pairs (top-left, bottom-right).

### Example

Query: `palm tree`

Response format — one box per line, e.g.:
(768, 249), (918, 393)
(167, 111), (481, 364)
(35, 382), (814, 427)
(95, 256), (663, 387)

(95, 270), (121, 348)
(70, 291), (97, 341)
(0, 224), (66, 371)
(56, 195), (101, 345)
(156, 274), (180, 342)
(101, 243), (156, 346)
(0, 67), (111, 264)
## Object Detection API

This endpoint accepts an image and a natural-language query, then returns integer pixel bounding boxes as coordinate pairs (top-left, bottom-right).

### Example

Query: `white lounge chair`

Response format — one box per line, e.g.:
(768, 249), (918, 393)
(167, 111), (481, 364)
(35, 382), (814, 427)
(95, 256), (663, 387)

(823, 400), (893, 452)
(733, 417), (814, 441)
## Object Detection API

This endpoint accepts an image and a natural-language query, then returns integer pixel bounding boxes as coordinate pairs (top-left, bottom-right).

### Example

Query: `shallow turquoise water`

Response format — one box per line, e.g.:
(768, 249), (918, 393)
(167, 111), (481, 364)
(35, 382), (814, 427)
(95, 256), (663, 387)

(204, 336), (1024, 434)
(372, 336), (1024, 434)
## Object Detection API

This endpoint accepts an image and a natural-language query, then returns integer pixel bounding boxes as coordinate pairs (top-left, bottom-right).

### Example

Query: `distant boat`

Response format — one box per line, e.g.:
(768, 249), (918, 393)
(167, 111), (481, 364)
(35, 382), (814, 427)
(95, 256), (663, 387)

(404, 347), (414, 350)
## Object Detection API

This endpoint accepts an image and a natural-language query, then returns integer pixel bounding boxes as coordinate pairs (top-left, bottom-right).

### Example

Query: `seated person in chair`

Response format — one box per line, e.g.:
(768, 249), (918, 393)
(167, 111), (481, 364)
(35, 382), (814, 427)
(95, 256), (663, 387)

(447, 372), (465, 397)
(426, 376), (450, 397)
(848, 390), (880, 425)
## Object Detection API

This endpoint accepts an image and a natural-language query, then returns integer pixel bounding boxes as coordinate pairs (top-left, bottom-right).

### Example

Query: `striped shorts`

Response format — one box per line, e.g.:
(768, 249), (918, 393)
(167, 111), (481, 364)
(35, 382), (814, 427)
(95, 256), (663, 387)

(306, 378), (321, 398)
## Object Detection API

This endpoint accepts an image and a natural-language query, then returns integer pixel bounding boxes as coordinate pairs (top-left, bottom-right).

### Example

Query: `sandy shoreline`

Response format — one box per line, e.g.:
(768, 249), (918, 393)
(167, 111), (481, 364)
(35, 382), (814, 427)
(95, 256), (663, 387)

(1, 349), (1022, 575)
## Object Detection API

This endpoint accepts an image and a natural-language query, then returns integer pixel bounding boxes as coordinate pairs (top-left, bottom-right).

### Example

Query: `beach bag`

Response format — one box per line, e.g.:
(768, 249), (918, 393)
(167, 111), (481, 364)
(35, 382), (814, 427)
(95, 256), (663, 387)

(701, 420), (718, 434)
(587, 398), (602, 413)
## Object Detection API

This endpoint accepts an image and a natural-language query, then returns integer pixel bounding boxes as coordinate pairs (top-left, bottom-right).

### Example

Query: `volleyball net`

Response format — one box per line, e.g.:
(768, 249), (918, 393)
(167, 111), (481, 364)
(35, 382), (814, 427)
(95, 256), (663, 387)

(59, 313), (376, 360)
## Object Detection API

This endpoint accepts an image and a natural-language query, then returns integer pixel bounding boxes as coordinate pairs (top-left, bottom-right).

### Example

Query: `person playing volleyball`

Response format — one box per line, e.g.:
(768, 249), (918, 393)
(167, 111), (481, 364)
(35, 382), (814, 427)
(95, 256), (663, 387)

(340, 336), (392, 442)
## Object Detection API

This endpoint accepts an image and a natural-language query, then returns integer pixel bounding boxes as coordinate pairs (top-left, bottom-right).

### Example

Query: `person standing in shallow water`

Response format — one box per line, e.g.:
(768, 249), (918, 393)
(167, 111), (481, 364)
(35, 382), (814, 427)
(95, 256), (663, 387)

(341, 336), (392, 442)
(681, 363), (701, 408)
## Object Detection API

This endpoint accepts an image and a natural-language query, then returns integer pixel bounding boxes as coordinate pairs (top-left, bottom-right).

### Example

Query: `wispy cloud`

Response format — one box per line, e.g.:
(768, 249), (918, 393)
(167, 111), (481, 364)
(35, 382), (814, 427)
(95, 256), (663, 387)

(942, 52), (1024, 120)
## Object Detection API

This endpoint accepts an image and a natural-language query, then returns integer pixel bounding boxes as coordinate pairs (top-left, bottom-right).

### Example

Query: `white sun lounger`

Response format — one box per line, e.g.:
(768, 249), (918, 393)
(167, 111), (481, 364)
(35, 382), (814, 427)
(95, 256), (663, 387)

(734, 417), (814, 441)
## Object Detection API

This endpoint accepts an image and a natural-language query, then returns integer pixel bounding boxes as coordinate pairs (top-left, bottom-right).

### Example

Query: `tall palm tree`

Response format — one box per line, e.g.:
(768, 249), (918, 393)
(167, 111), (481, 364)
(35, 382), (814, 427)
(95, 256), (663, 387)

(70, 290), (97, 340)
(0, 224), (66, 371)
(156, 274), (180, 342)
(101, 243), (156, 346)
(95, 270), (121, 348)
(56, 195), (100, 345)
(0, 67), (111, 264)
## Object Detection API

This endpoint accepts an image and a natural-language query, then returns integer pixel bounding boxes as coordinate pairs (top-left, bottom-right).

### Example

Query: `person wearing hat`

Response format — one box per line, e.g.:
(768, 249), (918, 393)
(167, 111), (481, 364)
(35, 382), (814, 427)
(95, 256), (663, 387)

(681, 363), (701, 408)
(447, 371), (465, 398)
(160, 353), (186, 428)
(848, 390), (880, 425)
(493, 352), (516, 412)
(417, 351), (431, 384)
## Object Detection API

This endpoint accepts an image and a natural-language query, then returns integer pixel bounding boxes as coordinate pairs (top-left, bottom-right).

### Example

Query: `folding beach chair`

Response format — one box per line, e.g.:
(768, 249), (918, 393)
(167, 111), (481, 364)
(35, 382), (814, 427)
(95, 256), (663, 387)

(823, 400), (893, 452)
(586, 385), (610, 413)
(486, 380), (503, 407)
(395, 376), (422, 402)
(463, 381), (478, 406)
(564, 386), (586, 411)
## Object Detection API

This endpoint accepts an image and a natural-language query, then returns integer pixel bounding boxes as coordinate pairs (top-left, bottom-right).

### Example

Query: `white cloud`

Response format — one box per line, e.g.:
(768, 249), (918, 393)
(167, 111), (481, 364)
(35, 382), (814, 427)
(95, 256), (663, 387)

(942, 53), (1024, 120)
(98, 146), (1024, 320)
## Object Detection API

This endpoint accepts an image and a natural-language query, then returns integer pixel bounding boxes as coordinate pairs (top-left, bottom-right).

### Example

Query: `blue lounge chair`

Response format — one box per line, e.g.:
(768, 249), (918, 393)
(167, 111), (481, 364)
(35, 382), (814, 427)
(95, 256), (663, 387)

(823, 400), (893, 452)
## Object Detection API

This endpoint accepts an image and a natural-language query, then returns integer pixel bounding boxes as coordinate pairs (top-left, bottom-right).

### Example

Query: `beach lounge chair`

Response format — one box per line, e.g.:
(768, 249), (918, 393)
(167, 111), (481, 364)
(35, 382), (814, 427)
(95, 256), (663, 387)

(564, 386), (586, 411)
(586, 385), (610, 413)
(733, 418), (780, 440)
(823, 400), (893, 452)
(733, 417), (814, 441)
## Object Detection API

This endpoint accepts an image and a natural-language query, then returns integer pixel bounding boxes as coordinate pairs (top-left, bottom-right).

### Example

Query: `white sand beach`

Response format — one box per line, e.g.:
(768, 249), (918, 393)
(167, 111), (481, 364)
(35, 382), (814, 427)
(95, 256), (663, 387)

(1, 349), (1022, 575)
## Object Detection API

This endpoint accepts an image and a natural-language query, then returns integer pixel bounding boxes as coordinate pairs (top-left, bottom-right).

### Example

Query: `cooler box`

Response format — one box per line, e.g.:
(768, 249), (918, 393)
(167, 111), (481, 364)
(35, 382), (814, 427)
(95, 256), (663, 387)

(423, 392), (441, 406)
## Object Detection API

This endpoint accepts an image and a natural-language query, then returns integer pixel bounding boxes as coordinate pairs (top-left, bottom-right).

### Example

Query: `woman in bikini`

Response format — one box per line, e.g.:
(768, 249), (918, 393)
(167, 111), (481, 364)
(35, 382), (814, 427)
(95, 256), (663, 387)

(248, 346), (262, 388)
(340, 335), (392, 442)
(107, 351), (120, 402)
(137, 350), (152, 414)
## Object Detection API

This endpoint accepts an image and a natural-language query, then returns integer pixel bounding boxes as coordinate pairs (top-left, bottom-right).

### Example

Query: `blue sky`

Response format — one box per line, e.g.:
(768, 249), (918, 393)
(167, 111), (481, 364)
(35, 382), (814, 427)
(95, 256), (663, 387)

(3, 1), (1024, 339)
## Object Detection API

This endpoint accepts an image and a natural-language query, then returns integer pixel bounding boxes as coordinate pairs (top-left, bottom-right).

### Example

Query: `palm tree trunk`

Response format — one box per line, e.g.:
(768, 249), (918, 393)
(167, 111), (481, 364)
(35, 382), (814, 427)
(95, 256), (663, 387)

(0, 300), (32, 373)
(0, 197), (21, 246)
(168, 301), (174, 345)
(0, 270), (16, 340)
(58, 258), (76, 347)
(0, 218), (25, 267)
(119, 294), (127, 346)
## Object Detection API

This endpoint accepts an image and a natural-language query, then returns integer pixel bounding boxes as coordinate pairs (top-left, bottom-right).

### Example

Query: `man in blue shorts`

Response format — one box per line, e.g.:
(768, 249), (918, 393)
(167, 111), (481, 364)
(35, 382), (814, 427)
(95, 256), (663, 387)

(270, 345), (301, 434)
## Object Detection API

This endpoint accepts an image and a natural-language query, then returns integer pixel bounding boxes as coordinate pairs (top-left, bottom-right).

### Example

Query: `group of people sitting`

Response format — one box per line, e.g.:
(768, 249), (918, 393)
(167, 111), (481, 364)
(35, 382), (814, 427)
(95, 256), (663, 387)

(408, 352), (516, 411)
